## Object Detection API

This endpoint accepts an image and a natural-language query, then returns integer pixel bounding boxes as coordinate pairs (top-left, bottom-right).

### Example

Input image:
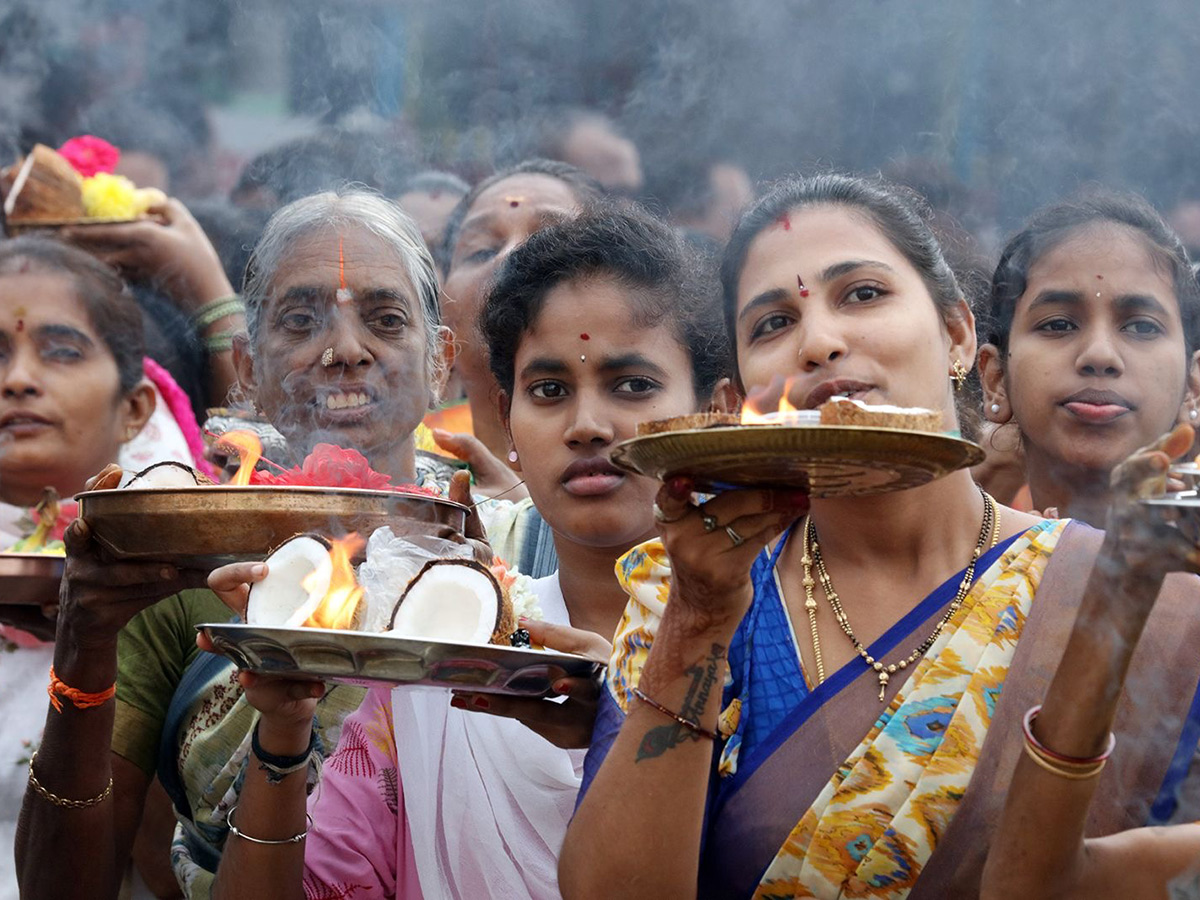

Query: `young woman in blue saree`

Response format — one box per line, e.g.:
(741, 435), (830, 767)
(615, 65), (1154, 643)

(560, 175), (1200, 900)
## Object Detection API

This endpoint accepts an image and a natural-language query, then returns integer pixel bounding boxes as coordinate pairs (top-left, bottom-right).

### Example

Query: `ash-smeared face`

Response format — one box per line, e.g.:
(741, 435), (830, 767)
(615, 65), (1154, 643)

(248, 225), (435, 462)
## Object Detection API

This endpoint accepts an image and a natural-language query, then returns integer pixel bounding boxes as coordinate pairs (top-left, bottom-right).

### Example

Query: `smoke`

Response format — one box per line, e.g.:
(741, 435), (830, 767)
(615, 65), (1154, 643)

(1, 0), (1198, 233)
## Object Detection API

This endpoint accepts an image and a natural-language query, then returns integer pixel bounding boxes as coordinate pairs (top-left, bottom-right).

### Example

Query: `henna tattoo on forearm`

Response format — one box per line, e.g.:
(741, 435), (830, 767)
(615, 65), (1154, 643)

(635, 643), (724, 762)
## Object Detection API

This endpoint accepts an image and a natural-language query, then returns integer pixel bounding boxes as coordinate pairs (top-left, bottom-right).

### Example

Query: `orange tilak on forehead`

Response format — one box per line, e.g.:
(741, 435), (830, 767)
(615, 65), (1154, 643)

(336, 235), (352, 304)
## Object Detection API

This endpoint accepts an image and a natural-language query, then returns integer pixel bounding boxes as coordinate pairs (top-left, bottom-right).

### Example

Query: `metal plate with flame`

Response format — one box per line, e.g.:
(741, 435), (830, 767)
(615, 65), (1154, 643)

(611, 424), (985, 497)
(77, 486), (469, 565)
(200, 622), (604, 696)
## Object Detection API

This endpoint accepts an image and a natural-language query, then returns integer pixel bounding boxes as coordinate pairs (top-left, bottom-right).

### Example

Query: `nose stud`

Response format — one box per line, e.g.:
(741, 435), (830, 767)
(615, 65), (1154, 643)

(321, 347), (335, 367)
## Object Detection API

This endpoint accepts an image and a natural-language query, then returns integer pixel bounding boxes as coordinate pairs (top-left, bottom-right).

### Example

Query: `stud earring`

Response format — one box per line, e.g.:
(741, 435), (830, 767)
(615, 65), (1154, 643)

(1191, 408), (1198, 421)
(990, 403), (1001, 415)
(507, 450), (519, 463)
(951, 360), (969, 390)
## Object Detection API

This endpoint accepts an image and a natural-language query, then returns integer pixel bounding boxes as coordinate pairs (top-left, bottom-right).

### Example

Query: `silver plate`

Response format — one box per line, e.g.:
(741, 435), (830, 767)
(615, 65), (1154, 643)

(200, 622), (604, 696)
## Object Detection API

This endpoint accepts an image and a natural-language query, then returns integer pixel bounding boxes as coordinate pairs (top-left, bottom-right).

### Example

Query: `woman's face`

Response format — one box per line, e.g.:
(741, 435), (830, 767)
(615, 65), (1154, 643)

(241, 225), (440, 466)
(984, 223), (1198, 474)
(441, 174), (581, 392)
(734, 205), (972, 423)
(507, 276), (702, 549)
(0, 271), (149, 503)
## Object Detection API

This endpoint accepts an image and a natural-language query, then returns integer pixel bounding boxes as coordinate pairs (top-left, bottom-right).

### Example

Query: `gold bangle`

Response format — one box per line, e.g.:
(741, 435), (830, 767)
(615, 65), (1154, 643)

(27, 751), (113, 808)
(1022, 741), (1107, 780)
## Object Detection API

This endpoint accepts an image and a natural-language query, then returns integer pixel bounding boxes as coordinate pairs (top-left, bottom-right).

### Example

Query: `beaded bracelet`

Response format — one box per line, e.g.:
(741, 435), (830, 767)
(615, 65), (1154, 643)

(28, 751), (113, 808)
(632, 687), (718, 741)
(226, 804), (312, 845)
(191, 296), (245, 330)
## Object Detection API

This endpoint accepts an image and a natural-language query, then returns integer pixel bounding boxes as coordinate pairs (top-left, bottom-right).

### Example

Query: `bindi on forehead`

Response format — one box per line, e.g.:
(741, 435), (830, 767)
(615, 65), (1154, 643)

(776, 211), (792, 231)
(505, 195), (525, 208)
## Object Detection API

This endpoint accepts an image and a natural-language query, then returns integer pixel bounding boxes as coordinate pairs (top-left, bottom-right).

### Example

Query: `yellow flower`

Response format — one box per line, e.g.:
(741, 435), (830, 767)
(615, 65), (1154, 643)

(81, 172), (139, 219)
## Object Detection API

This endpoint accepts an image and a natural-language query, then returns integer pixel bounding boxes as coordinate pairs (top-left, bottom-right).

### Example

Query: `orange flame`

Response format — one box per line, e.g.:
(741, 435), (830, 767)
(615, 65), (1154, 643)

(740, 378), (802, 424)
(302, 534), (365, 630)
(218, 430), (263, 486)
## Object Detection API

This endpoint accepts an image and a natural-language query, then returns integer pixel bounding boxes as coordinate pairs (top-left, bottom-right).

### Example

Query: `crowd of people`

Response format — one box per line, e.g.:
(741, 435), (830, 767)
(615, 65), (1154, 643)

(2, 102), (1200, 900)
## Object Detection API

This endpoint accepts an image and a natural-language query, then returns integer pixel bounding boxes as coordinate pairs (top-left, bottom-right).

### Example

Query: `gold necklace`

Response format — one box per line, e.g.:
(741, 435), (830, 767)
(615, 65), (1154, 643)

(801, 490), (999, 701)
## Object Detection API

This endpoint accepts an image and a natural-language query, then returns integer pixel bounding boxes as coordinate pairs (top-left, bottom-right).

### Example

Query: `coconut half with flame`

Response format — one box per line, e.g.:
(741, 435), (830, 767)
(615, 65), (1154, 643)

(247, 533), (367, 631)
(387, 559), (516, 645)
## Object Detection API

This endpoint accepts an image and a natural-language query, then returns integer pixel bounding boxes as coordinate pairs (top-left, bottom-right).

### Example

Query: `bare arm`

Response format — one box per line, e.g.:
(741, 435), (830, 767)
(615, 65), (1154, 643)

(202, 562), (319, 900)
(62, 199), (242, 407)
(982, 425), (1200, 900)
(14, 489), (209, 900)
(560, 481), (805, 899)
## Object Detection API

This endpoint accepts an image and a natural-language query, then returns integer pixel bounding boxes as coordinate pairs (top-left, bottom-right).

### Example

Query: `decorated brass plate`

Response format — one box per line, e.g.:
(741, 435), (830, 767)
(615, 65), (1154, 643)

(200, 622), (603, 696)
(0, 553), (64, 606)
(77, 486), (468, 565)
(611, 425), (985, 497)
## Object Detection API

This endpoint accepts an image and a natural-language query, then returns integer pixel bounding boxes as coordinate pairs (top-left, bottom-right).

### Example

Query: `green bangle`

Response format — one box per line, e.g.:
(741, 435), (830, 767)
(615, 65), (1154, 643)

(191, 296), (245, 330)
(204, 331), (236, 354)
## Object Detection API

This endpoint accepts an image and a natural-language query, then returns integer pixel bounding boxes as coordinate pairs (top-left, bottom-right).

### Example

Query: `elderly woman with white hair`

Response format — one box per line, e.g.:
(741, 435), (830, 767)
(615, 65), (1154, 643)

(15, 188), (464, 900)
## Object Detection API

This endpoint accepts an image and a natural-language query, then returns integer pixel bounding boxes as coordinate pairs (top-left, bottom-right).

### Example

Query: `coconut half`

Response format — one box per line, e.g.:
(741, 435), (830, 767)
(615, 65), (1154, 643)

(246, 534), (333, 627)
(124, 460), (214, 489)
(387, 559), (514, 645)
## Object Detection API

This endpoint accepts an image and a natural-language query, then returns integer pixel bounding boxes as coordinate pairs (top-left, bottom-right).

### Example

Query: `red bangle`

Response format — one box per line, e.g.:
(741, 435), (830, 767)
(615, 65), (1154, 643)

(632, 687), (718, 741)
(1023, 705), (1116, 766)
(47, 666), (116, 714)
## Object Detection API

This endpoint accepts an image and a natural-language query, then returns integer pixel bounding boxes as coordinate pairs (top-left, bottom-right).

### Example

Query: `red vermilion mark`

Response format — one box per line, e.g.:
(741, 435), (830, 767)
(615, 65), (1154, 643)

(580, 333), (590, 340)
(797, 274), (809, 297)
(505, 195), (525, 208)
(15, 320), (23, 332)
(777, 211), (791, 231)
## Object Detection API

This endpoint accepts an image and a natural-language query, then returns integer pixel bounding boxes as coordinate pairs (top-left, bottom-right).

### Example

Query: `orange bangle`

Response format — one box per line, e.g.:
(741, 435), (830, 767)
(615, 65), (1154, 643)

(47, 665), (116, 713)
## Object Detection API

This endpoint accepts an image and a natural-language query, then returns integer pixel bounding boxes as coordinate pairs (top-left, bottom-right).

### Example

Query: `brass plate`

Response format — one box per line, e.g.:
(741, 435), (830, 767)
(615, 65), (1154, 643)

(201, 623), (604, 697)
(77, 486), (469, 565)
(0, 553), (64, 606)
(611, 425), (985, 497)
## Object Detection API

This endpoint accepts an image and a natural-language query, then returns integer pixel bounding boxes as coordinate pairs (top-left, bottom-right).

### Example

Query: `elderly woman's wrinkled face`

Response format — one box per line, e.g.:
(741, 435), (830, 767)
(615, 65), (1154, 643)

(245, 225), (438, 464)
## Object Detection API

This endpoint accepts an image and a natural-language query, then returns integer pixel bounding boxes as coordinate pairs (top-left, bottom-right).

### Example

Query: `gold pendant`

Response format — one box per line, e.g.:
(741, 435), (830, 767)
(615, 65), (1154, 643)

(877, 670), (890, 702)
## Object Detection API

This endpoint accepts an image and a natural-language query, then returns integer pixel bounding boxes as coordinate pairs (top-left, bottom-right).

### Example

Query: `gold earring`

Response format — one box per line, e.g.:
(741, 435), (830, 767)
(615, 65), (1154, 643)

(951, 360), (969, 391)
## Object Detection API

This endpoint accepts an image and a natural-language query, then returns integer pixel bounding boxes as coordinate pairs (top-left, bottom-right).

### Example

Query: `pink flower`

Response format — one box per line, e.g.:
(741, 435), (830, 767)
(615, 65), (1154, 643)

(58, 135), (120, 177)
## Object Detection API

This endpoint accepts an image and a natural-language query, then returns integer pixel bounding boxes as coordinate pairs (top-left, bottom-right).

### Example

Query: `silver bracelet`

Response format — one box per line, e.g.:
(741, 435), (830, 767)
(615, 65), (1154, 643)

(226, 804), (312, 845)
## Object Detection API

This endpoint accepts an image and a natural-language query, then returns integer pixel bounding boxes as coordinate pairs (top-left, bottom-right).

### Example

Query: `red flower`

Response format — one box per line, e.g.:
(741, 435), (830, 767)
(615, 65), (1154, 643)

(58, 135), (120, 177)
(250, 444), (442, 497)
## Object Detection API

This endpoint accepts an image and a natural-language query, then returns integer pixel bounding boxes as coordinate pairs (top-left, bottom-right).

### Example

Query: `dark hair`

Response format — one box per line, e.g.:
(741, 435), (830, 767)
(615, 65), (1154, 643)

(0, 237), (145, 393)
(986, 190), (1200, 357)
(720, 174), (965, 379)
(481, 201), (729, 402)
(438, 158), (604, 276)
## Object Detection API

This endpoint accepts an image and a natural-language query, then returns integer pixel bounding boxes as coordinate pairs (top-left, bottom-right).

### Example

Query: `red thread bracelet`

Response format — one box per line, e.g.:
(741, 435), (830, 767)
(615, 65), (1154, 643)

(1023, 705), (1115, 766)
(47, 666), (117, 714)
